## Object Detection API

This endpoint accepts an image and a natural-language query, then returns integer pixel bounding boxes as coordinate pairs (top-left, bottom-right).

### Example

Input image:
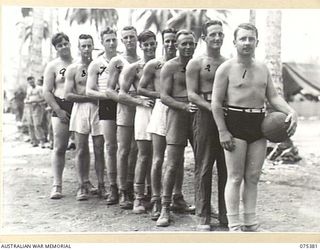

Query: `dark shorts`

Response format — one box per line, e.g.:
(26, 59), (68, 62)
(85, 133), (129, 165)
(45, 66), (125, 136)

(52, 96), (73, 117)
(99, 99), (117, 121)
(225, 106), (265, 143)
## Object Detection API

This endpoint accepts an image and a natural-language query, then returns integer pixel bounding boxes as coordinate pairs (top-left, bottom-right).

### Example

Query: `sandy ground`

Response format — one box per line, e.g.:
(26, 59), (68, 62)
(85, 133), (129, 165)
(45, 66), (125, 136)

(1, 113), (320, 234)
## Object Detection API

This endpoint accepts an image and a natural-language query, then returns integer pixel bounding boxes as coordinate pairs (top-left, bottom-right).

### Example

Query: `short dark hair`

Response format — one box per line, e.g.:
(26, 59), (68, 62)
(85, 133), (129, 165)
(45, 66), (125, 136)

(51, 32), (70, 47)
(175, 29), (195, 41)
(100, 27), (117, 40)
(161, 28), (177, 42)
(138, 30), (156, 43)
(78, 34), (94, 44)
(202, 20), (223, 36)
(27, 76), (34, 81)
(122, 26), (137, 33)
(234, 23), (258, 40)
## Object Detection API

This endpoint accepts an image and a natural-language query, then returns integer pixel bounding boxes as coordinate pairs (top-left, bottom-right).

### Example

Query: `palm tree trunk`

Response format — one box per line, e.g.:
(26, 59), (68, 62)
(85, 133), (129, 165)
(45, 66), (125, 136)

(265, 10), (283, 96)
(29, 8), (44, 79)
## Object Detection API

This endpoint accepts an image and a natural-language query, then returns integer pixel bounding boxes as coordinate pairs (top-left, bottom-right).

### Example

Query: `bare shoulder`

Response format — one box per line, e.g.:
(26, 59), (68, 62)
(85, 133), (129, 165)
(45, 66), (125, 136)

(254, 60), (269, 71)
(217, 58), (234, 73)
(162, 57), (179, 72)
(187, 56), (202, 69)
(45, 58), (60, 71)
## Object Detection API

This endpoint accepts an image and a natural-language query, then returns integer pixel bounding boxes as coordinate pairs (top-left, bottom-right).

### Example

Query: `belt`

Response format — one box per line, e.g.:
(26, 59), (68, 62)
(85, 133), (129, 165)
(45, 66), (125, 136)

(200, 92), (212, 101)
(225, 106), (265, 113)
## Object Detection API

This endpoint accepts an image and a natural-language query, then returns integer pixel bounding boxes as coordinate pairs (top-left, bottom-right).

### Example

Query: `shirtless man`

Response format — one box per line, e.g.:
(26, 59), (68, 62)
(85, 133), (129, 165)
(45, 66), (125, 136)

(86, 27), (119, 204)
(186, 20), (228, 230)
(139, 28), (193, 220)
(118, 30), (157, 214)
(157, 30), (198, 227)
(43, 33), (74, 199)
(106, 26), (140, 209)
(64, 34), (106, 201)
(211, 23), (297, 231)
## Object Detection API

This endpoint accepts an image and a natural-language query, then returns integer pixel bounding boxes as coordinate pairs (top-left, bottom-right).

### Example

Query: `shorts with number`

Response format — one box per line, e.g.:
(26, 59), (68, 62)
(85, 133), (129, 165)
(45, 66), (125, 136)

(69, 102), (102, 136)
(146, 99), (168, 136)
(116, 103), (136, 127)
(135, 104), (152, 141)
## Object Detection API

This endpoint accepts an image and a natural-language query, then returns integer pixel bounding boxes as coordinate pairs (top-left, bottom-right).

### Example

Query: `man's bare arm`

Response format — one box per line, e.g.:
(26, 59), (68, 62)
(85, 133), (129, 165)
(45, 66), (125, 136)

(105, 58), (121, 102)
(119, 64), (153, 107)
(160, 63), (188, 111)
(211, 62), (235, 151)
(138, 60), (159, 98)
(64, 65), (93, 103)
(186, 59), (211, 111)
(265, 69), (297, 137)
(86, 61), (109, 99)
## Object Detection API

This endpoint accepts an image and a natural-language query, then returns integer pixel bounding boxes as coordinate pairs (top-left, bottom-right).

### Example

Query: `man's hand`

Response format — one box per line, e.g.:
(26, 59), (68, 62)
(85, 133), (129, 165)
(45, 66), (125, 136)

(141, 98), (155, 108)
(185, 102), (198, 113)
(55, 109), (70, 124)
(219, 130), (235, 152)
(285, 111), (298, 137)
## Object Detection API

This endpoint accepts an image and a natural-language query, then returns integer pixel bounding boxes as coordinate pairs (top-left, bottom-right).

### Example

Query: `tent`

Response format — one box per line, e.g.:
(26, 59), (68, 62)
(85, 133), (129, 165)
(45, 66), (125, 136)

(282, 62), (320, 101)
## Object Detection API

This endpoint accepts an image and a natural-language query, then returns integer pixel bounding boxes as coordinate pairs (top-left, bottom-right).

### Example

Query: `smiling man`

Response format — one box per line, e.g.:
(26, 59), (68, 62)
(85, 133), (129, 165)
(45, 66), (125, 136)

(186, 20), (228, 231)
(118, 30), (157, 214)
(157, 30), (198, 227)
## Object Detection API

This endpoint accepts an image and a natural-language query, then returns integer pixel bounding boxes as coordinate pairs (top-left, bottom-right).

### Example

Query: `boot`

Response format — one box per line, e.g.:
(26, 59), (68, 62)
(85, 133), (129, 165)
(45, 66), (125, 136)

(133, 183), (146, 214)
(106, 184), (119, 205)
(156, 204), (170, 227)
(151, 199), (161, 221)
(97, 183), (108, 199)
(171, 194), (195, 213)
(119, 190), (133, 209)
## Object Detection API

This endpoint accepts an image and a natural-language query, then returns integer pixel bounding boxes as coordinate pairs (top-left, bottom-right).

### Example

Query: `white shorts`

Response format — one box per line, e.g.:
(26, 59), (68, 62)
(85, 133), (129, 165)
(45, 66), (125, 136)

(69, 102), (102, 136)
(147, 99), (168, 137)
(134, 104), (152, 141)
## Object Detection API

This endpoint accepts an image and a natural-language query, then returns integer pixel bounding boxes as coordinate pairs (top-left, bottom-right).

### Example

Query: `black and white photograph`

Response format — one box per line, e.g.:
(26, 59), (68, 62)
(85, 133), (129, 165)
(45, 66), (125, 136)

(1, 5), (320, 238)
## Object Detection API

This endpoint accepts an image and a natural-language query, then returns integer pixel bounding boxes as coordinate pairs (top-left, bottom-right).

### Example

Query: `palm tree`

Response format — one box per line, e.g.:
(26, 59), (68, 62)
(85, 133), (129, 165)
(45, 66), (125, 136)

(65, 8), (118, 32)
(136, 9), (230, 41)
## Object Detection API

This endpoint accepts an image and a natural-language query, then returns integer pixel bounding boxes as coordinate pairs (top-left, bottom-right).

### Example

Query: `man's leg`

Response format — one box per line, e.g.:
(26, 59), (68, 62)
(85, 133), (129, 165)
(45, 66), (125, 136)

(150, 134), (166, 220)
(33, 105), (46, 148)
(75, 132), (90, 201)
(242, 138), (266, 231)
(224, 138), (247, 231)
(133, 140), (152, 213)
(117, 125), (134, 209)
(157, 145), (185, 227)
(50, 117), (70, 199)
(101, 120), (118, 204)
(92, 135), (107, 198)
(127, 138), (137, 201)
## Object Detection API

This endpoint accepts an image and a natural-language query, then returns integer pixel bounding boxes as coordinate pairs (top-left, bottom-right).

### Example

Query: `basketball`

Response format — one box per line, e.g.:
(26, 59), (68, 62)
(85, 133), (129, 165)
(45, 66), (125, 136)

(261, 112), (290, 143)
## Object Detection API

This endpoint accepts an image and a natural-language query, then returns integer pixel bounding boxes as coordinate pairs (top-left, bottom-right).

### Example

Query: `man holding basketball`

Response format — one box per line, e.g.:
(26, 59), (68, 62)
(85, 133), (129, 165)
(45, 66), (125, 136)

(211, 23), (297, 231)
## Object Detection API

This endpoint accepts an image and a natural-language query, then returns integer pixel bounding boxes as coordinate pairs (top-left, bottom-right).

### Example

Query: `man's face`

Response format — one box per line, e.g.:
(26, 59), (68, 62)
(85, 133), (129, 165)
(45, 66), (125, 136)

(176, 34), (196, 58)
(163, 33), (176, 57)
(121, 29), (137, 50)
(55, 38), (71, 57)
(204, 24), (224, 50)
(234, 28), (258, 56)
(139, 37), (157, 58)
(101, 33), (118, 53)
(28, 78), (35, 88)
(78, 38), (93, 58)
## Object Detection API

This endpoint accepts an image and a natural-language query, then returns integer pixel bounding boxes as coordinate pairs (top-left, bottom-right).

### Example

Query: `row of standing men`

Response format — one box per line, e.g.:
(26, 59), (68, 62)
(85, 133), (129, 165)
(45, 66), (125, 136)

(42, 20), (298, 232)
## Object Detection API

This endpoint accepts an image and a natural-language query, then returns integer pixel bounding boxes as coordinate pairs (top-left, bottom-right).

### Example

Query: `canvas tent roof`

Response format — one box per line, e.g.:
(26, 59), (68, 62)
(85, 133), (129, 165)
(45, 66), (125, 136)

(282, 62), (320, 100)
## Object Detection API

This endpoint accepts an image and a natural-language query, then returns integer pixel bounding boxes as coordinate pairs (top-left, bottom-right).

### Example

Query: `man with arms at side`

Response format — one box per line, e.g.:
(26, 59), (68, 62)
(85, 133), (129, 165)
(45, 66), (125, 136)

(119, 30), (157, 214)
(211, 23), (297, 231)
(43, 33), (74, 199)
(64, 34), (106, 200)
(186, 20), (228, 231)
(157, 30), (198, 227)
(106, 26), (140, 209)
(139, 28), (194, 220)
(86, 27), (119, 204)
